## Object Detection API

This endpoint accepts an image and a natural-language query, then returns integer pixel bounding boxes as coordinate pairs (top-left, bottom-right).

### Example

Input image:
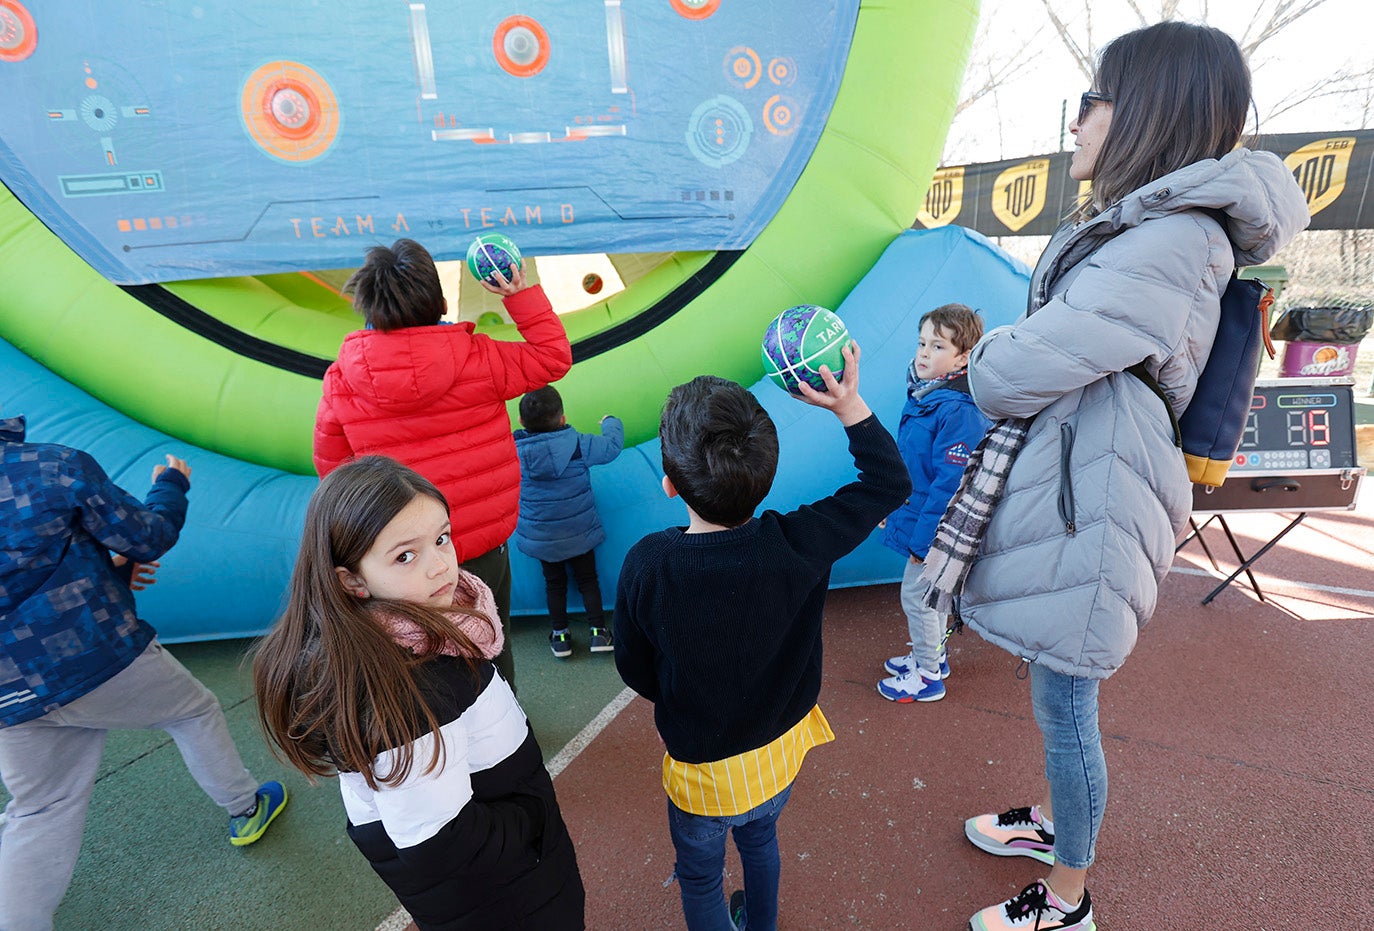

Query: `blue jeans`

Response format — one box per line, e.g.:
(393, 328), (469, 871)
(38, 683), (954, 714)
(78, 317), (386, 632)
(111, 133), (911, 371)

(666, 784), (793, 931)
(1030, 663), (1107, 870)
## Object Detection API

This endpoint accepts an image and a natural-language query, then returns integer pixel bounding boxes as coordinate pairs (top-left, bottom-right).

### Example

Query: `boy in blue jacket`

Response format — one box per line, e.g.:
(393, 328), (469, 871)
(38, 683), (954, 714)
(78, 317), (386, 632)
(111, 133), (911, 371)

(513, 386), (624, 658)
(878, 304), (991, 703)
(0, 416), (286, 931)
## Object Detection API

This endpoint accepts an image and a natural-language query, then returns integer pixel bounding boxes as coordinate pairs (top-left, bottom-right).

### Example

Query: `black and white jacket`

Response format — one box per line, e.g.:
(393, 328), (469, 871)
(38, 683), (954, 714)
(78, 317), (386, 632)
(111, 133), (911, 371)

(340, 659), (583, 931)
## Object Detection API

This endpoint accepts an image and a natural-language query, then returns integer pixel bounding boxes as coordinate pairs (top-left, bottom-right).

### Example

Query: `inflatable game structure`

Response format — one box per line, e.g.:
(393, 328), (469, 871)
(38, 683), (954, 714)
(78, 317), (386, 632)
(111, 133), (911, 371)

(0, 1), (1032, 640)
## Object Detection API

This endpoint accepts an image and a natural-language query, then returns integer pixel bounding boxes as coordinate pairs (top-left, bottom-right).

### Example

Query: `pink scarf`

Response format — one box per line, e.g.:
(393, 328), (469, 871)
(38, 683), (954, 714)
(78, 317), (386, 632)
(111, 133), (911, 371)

(379, 569), (504, 660)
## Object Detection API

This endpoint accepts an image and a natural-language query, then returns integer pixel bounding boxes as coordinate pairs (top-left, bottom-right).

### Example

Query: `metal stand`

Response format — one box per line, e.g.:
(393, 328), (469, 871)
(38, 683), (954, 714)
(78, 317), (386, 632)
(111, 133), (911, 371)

(1177, 512), (1309, 604)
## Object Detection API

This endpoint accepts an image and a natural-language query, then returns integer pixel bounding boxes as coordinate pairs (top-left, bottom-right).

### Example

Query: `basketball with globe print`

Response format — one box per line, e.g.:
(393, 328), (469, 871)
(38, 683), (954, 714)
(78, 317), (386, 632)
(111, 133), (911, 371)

(761, 304), (851, 393)
(466, 233), (523, 287)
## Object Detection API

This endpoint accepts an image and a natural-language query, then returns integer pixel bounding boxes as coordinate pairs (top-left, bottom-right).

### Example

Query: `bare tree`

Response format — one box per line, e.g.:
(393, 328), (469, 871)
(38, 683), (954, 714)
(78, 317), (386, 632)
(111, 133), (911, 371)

(1040, 0), (1330, 79)
(955, 19), (1047, 117)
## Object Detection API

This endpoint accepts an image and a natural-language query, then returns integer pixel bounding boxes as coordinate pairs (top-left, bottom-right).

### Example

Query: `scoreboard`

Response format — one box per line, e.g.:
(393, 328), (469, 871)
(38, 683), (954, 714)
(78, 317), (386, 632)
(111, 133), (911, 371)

(1231, 379), (1359, 472)
(1194, 378), (1364, 514)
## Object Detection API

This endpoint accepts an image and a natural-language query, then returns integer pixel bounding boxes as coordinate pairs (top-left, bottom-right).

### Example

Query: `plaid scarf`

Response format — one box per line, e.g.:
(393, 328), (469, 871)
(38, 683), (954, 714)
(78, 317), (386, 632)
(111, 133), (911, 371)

(921, 416), (1032, 616)
(906, 363), (968, 400)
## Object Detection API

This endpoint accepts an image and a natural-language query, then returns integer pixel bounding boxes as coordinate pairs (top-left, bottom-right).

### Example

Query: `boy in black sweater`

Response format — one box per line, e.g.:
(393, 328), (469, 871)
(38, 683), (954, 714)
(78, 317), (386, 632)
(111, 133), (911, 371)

(613, 344), (909, 930)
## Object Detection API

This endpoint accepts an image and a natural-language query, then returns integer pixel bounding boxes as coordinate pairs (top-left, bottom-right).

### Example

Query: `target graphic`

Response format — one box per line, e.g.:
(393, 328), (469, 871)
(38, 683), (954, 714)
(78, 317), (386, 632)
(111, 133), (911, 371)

(686, 95), (753, 168)
(767, 56), (797, 87)
(726, 46), (762, 89)
(670, 0), (721, 20)
(763, 95), (798, 136)
(0, 0), (36, 63)
(493, 15), (550, 78)
(240, 61), (339, 162)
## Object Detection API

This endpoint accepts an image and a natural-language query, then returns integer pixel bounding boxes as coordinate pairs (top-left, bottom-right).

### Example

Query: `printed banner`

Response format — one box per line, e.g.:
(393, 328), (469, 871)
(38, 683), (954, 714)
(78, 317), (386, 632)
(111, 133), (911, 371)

(918, 130), (1374, 236)
(0, 0), (856, 283)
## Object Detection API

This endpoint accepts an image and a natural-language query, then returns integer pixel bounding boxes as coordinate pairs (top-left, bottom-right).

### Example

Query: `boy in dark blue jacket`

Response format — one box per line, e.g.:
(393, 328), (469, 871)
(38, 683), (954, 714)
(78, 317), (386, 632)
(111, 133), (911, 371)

(513, 386), (624, 658)
(878, 304), (991, 703)
(0, 416), (287, 930)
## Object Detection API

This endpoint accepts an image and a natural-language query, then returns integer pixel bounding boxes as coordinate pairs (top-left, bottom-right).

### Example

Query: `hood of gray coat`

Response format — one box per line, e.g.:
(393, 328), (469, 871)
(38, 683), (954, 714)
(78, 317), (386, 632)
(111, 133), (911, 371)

(515, 427), (580, 480)
(1109, 148), (1311, 267)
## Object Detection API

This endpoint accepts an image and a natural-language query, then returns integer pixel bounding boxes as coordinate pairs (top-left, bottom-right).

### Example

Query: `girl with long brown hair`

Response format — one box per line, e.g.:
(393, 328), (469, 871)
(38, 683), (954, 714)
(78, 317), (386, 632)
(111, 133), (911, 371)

(921, 21), (1309, 930)
(254, 456), (584, 930)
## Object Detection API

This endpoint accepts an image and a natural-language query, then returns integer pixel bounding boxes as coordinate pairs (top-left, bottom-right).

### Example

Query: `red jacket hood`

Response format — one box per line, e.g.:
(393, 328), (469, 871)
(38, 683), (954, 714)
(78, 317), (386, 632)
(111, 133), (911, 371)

(332, 323), (478, 412)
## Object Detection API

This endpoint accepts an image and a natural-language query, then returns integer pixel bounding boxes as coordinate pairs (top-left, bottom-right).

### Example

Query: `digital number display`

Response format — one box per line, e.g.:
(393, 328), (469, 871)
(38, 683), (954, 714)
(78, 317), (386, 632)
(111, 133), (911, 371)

(1230, 382), (1355, 472)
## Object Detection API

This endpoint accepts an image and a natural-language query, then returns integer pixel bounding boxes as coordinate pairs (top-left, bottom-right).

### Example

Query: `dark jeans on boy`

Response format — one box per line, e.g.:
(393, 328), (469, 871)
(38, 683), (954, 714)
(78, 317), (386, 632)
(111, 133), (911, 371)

(539, 550), (604, 630)
(460, 542), (515, 690)
(667, 784), (792, 931)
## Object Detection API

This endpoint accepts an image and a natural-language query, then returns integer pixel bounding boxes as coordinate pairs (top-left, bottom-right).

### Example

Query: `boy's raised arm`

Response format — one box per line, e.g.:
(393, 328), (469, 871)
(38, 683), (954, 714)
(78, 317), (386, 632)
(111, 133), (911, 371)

(482, 281), (573, 400)
(782, 344), (912, 563)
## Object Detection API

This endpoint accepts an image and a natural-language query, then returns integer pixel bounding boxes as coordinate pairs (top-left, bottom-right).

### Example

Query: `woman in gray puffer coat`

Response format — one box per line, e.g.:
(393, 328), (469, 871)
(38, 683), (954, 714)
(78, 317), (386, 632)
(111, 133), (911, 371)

(945, 23), (1310, 931)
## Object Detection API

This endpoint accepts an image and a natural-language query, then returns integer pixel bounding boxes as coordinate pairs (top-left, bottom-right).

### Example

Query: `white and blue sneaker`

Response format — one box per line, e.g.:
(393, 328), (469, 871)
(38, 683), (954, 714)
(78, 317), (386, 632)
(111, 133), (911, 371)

(884, 648), (950, 680)
(877, 668), (946, 703)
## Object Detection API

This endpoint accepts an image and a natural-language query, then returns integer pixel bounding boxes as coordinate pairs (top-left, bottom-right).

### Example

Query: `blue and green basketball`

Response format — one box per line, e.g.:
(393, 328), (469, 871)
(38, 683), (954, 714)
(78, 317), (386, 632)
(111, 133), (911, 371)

(466, 233), (522, 286)
(761, 304), (851, 393)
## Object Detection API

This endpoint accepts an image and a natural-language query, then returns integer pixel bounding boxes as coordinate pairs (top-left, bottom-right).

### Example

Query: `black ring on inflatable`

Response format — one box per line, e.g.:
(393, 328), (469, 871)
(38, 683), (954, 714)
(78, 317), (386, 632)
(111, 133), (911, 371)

(120, 248), (744, 377)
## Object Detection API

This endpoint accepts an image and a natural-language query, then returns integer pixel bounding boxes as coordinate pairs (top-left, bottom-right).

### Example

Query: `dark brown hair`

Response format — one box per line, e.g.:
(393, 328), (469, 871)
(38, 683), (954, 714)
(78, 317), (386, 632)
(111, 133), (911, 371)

(1082, 22), (1251, 217)
(919, 303), (984, 354)
(343, 239), (446, 331)
(660, 376), (778, 527)
(519, 385), (564, 433)
(253, 456), (490, 790)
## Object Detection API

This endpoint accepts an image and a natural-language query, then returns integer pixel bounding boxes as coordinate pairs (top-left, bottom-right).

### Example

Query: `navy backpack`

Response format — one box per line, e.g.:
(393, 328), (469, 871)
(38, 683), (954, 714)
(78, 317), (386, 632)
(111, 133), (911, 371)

(1130, 273), (1276, 487)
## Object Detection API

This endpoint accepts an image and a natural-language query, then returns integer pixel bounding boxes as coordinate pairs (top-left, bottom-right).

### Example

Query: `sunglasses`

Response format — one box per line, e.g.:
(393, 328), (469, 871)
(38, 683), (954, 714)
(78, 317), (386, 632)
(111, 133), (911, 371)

(1078, 91), (1113, 124)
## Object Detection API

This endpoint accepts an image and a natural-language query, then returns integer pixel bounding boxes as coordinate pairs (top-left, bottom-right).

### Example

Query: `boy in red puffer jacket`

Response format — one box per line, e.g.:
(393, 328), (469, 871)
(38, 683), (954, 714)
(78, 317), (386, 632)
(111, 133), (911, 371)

(313, 238), (572, 690)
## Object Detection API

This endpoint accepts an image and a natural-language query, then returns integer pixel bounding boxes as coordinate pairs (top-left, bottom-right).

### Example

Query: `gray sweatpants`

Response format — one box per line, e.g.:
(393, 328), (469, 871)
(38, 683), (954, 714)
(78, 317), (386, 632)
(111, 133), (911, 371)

(0, 640), (258, 931)
(901, 559), (946, 675)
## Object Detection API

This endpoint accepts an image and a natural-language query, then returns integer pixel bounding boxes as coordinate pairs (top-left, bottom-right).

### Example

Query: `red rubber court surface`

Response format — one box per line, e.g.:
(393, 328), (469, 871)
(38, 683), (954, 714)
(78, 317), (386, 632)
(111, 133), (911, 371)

(539, 495), (1373, 931)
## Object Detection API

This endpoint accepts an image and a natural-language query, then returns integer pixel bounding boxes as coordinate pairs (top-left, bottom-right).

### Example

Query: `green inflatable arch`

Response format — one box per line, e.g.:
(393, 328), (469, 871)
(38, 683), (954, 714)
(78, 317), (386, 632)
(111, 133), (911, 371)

(0, 1), (979, 476)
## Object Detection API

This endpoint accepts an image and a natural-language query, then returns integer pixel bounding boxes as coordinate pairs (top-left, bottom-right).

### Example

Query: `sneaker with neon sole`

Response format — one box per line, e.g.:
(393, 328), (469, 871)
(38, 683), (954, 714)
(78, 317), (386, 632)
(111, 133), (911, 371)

(877, 669), (945, 702)
(229, 781), (288, 847)
(964, 804), (1055, 865)
(968, 880), (1095, 930)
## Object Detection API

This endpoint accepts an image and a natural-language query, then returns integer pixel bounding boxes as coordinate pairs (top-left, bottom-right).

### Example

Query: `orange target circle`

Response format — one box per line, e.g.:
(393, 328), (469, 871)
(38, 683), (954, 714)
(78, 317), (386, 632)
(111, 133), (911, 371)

(0, 1), (38, 63)
(763, 95), (796, 135)
(241, 61), (339, 162)
(767, 56), (797, 87)
(493, 16), (550, 78)
(725, 46), (761, 89)
(671, 0), (720, 19)
(1313, 346), (1339, 363)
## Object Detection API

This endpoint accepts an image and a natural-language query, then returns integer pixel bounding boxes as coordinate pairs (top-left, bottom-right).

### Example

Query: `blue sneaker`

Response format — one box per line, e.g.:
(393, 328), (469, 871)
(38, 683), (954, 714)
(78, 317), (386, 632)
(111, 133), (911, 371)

(230, 781), (288, 846)
(877, 669), (945, 702)
(884, 649), (950, 679)
(549, 628), (572, 659)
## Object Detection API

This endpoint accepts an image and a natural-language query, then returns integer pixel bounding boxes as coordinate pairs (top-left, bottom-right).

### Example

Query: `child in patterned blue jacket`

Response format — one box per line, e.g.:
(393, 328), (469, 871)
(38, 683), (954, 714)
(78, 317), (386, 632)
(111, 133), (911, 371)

(0, 415), (287, 931)
(878, 304), (991, 703)
(513, 386), (624, 658)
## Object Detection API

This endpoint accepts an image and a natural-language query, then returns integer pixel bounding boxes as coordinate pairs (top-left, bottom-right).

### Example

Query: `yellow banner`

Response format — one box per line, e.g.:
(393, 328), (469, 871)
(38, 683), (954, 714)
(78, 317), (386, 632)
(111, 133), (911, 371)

(991, 159), (1050, 232)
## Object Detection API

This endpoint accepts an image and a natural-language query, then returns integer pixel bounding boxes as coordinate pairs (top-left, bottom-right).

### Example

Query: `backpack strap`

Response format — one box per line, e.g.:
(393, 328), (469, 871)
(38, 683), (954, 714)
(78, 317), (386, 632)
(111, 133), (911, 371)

(1127, 361), (1182, 448)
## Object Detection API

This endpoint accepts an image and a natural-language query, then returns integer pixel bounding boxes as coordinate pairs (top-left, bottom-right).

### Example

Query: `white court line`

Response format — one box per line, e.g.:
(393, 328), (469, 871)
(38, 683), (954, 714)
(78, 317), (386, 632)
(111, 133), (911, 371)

(1171, 565), (1374, 600)
(547, 686), (637, 778)
(376, 687), (638, 930)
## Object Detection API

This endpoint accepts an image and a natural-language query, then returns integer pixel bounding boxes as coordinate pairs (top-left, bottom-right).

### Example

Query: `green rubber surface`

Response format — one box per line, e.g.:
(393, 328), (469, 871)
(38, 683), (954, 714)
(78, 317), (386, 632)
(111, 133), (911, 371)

(0, 623), (628, 931)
